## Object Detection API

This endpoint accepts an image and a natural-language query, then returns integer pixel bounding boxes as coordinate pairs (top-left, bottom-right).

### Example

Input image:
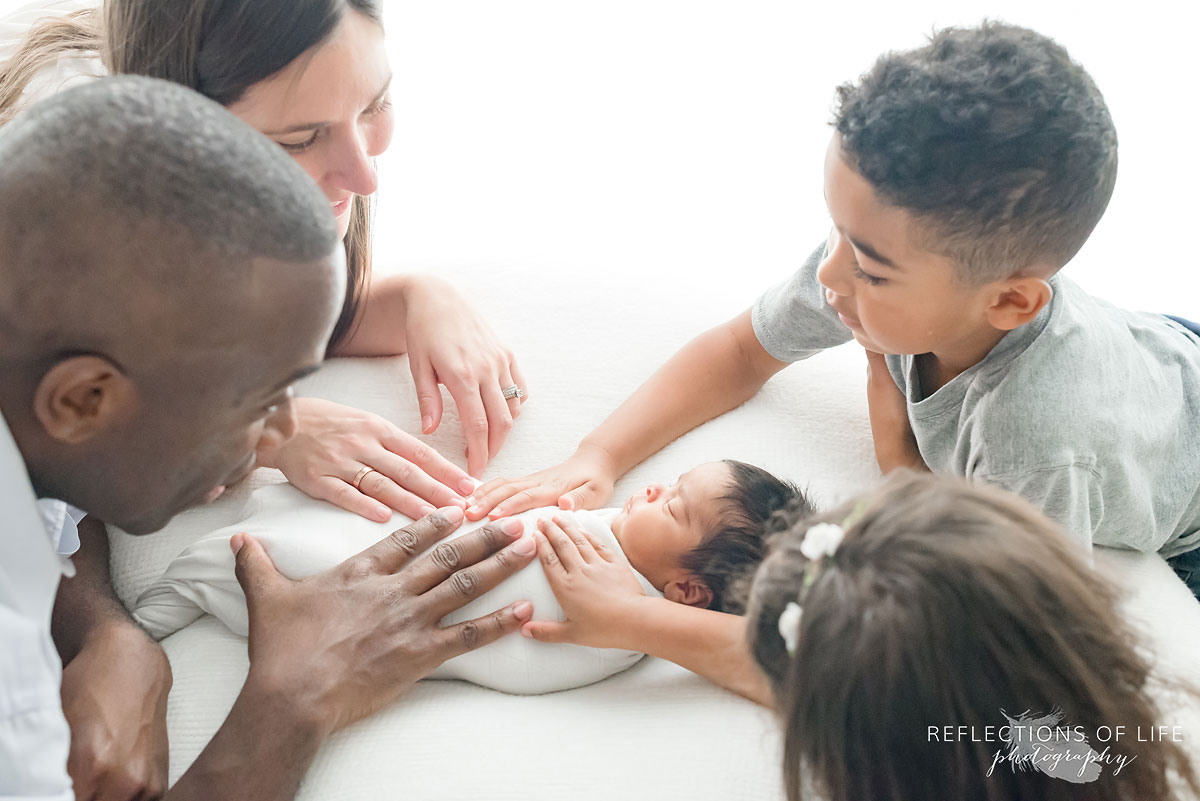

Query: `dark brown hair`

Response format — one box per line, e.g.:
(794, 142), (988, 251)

(0, 0), (381, 349)
(744, 471), (1197, 801)
(681, 460), (807, 614)
(834, 22), (1117, 284)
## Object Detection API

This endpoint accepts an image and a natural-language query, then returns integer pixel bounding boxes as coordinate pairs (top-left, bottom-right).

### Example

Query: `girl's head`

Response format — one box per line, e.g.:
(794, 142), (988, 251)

(0, 0), (391, 347)
(745, 471), (1196, 801)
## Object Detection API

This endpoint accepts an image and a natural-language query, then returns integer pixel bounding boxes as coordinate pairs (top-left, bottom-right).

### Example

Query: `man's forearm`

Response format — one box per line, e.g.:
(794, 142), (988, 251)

(51, 516), (149, 662)
(166, 678), (325, 801)
(627, 597), (774, 706)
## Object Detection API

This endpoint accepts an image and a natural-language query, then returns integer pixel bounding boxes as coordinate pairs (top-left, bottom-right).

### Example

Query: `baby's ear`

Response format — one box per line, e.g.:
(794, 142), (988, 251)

(665, 576), (715, 609)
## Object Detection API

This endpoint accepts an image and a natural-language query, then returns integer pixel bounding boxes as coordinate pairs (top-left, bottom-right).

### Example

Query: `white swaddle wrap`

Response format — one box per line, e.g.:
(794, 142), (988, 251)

(133, 483), (661, 695)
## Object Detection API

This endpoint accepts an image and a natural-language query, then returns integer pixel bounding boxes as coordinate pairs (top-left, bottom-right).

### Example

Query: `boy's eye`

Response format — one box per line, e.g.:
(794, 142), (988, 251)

(853, 263), (886, 286)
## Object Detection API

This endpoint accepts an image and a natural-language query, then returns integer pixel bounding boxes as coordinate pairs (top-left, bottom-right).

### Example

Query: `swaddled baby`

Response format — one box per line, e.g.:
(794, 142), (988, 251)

(134, 460), (804, 694)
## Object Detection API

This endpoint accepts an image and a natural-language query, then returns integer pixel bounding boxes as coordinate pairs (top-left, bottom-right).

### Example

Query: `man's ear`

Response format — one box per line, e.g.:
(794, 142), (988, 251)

(32, 355), (136, 444)
(664, 575), (715, 609)
(984, 275), (1054, 332)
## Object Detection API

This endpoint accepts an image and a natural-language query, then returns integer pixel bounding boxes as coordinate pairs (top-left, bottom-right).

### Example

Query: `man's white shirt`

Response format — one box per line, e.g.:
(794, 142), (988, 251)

(1, 412), (75, 800)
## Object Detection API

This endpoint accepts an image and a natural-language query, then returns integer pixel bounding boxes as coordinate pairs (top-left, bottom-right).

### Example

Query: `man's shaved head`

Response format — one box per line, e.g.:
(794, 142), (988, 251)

(0, 77), (345, 533)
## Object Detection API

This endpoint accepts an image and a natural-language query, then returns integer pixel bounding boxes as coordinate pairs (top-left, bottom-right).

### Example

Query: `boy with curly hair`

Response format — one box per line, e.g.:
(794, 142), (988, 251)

(473, 22), (1200, 600)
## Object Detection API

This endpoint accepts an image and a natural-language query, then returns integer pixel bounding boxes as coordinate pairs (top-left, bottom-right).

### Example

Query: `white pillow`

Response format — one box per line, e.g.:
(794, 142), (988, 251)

(133, 483), (661, 695)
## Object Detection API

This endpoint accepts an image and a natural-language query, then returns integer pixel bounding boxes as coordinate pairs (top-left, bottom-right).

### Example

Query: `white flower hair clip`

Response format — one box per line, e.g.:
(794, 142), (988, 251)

(777, 521), (849, 656)
(799, 522), (845, 562)
(777, 602), (802, 655)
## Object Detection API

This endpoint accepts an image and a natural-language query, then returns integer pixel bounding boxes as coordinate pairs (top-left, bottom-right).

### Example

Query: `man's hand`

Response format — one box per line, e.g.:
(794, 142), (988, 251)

(864, 349), (927, 473)
(60, 623), (171, 801)
(232, 508), (537, 734)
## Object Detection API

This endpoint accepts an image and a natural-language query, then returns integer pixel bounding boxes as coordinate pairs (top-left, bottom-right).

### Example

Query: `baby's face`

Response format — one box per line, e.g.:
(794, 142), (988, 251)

(611, 462), (732, 590)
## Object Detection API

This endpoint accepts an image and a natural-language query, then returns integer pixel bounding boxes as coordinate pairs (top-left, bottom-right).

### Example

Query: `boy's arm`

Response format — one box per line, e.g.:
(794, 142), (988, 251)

(469, 308), (789, 519)
(864, 349), (927, 473)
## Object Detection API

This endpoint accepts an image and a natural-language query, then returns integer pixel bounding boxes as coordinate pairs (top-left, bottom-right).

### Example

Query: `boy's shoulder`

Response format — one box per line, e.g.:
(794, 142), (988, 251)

(965, 274), (1200, 463)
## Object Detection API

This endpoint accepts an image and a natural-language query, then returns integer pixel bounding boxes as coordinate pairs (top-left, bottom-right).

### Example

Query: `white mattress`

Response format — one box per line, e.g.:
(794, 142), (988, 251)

(107, 263), (1200, 798)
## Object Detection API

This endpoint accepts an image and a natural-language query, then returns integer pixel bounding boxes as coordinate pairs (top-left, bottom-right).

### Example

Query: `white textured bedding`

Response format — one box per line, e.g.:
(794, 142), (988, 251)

(105, 263), (1200, 798)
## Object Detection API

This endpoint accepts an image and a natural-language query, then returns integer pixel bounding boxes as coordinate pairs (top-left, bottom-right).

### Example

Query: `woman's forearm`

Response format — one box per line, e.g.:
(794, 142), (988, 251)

(627, 597), (774, 706)
(328, 274), (413, 357)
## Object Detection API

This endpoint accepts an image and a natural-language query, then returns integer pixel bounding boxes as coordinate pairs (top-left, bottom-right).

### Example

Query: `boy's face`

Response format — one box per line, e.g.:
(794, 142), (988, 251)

(816, 135), (997, 358)
(611, 461), (732, 590)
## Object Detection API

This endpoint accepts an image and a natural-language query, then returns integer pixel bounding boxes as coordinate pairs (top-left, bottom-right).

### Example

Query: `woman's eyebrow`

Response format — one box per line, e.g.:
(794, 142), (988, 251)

(262, 74), (394, 135)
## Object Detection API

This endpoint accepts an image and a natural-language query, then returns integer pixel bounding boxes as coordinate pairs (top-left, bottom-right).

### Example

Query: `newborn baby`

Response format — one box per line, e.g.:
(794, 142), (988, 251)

(134, 460), (804, 694)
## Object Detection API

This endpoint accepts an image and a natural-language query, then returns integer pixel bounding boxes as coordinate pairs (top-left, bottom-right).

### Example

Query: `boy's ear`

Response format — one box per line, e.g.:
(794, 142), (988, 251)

(33, 355), (136, 445)
(664, 575), (715, 609)
(984, 275), (1054, 332)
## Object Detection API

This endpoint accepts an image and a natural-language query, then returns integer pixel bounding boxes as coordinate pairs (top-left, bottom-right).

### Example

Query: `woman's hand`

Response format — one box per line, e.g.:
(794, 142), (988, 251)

(465, 443), (619, 521)
(255, 397), (476, 522)
(864, 348), (927, 473)
(520, 514), (648, 649)
(60, 623), (172, 801)
(400, 276), (529, 477)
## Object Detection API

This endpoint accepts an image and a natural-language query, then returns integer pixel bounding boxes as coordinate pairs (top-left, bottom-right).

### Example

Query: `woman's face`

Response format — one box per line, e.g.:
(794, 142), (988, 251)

(227, 10), (394, 239)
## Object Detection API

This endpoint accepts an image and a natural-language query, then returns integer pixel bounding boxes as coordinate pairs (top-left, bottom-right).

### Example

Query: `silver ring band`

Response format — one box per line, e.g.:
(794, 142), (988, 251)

(501, 384), (526, 401)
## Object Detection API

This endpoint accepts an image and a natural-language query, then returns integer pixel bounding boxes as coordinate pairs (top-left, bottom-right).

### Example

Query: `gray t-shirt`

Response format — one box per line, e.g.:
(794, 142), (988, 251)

(753, 243), (1200, 556)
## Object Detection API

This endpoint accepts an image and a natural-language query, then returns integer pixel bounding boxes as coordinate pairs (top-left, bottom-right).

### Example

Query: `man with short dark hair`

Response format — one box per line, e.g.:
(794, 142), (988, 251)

(0, 76), (536, 801)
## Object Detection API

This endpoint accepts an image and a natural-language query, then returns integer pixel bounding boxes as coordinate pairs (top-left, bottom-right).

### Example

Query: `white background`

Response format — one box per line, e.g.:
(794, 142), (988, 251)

(1, 0), (1196, 317)
(376, 1), (1200, 319)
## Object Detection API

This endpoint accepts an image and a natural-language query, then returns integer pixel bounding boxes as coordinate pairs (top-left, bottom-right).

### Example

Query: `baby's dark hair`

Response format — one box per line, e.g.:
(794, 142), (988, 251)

(834, 22), (1117, 284)
(680, 460), (809, 614)
(742, 471), (1197, 801)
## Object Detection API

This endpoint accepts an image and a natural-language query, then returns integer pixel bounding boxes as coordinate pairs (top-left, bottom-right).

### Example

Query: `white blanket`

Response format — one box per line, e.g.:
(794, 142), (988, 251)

(105, 271), (1200, 797)
(107, 286), (877, 798)
(132, 484), (660, 695)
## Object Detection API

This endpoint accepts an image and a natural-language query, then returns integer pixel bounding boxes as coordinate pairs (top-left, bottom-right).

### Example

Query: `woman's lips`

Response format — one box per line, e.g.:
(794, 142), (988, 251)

(838, 311), (862, 330)
(332, 197), (352, 216)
